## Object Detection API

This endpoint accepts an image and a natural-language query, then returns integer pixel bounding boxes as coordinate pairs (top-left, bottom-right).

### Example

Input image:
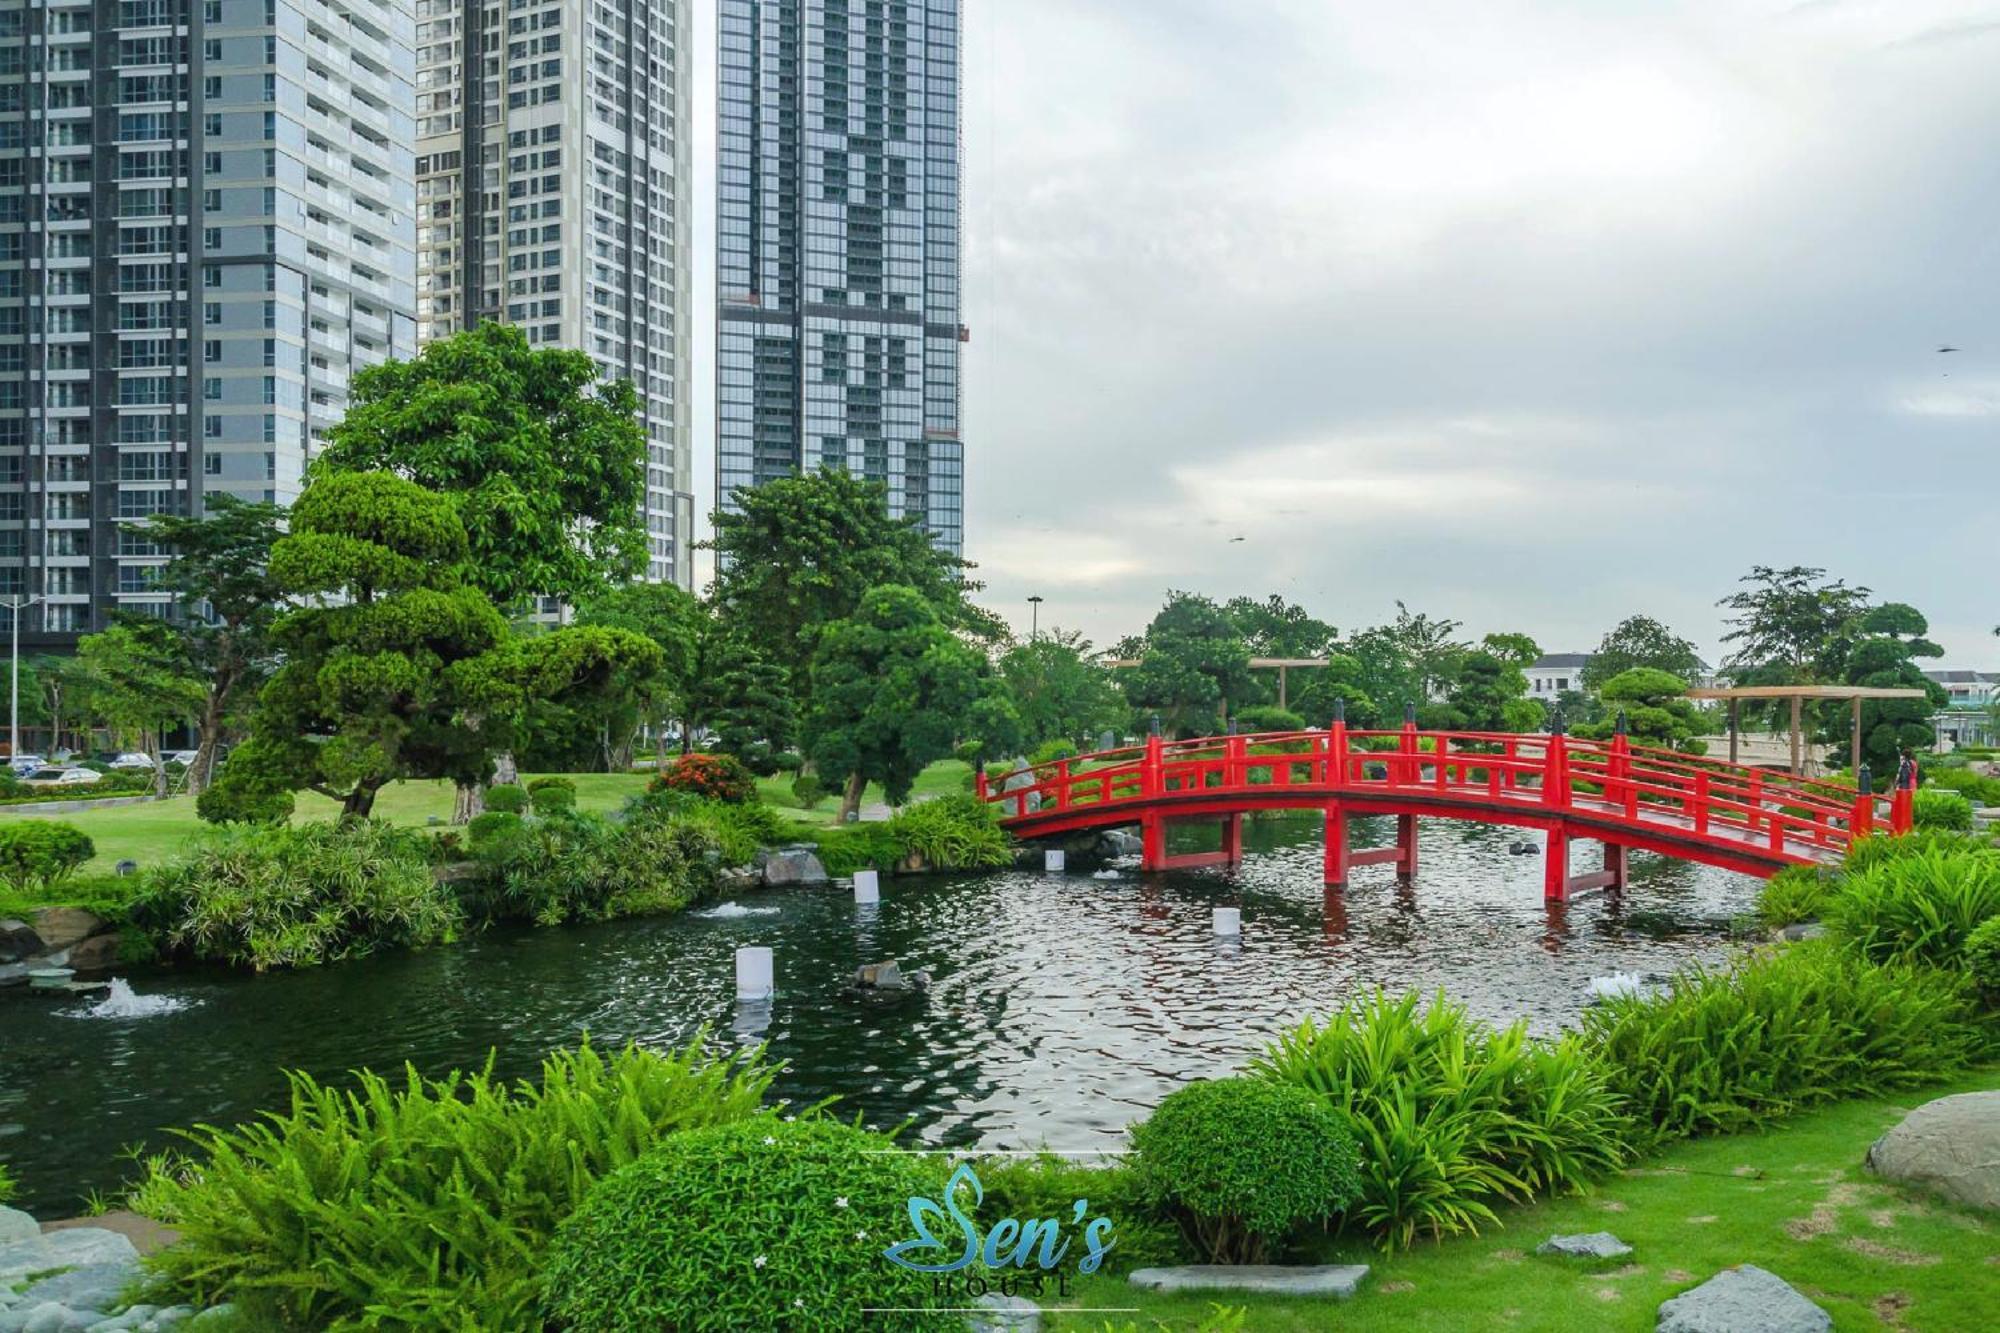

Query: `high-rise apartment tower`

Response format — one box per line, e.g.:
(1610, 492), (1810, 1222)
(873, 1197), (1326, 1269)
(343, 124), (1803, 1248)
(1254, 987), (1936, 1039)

(717, 0), (964, 554)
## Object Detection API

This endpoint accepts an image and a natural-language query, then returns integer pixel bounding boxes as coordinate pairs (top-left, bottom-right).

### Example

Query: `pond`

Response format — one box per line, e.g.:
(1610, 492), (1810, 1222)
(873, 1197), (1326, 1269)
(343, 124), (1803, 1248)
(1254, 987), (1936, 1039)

(0, 815), (1762, 1213)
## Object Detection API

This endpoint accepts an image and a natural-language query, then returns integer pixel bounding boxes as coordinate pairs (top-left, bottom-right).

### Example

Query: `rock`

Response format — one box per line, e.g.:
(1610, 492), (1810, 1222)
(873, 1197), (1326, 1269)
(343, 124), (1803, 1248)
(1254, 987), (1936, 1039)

(1655, 1265), (1831, 1333)
(183, 1308), (237, 1329)
(759, 846), (828, 888)
(0, 1207), (37, 1245)
(0, 1228), (140, 1285)
(1537, 1231), (1633, 1258)
(965, 1292), (1039, 1332)
(0, 920), (42, 963)
(41, 1212), (181, 1259)
(63, 935), (119, 976)
(19, 1262), (134, 1313)
(150, 1308), (198, 1329)
(715, 865), (761, 894)
(999, 762), (1042, 813)
(1094, 829), (1143, 858)
(0, 962), (28, 989)
(1127, 1264), (1370, 1298)
(856, 960), (904, 989)
(28, 909), (105, 953)
(1866, 1090), (2000, 1212)
(1779, 923), (1827, 942)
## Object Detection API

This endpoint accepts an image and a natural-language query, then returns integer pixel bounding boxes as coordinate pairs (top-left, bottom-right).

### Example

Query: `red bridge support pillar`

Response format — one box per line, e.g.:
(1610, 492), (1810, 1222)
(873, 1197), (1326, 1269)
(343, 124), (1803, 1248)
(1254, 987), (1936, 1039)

(1396, 814), (1419, 882)
(1545, 824), (1570, 903)
(1221, 813), (1244, 866)
(1141, 810), (1166, 872)
(1602, 841), (1628, 892)
(1323, 801), (1349, 885)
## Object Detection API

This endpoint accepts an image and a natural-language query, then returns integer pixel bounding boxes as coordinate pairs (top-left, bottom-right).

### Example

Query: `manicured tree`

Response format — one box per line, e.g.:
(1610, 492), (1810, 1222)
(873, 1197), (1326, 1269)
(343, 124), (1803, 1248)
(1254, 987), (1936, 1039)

(1578, 668), (1707, 753)
(1289, 651), (1379, 728)
(74, 620), (207, 797)
(1819, 603), (1947, 781)
(803, 585), (1009, 821)
(141, 496), (286, 794)
(690, 635), (798, 775)
(1581, 615), (1702, 692)
(573, 581), (704, 766)
(316, 322), (648, 608)
(995, 629), (1127, 749)
(707, 469), (1000, 691)
(1444, 651), (1540, 733)
(1122, 591), (1254, 736)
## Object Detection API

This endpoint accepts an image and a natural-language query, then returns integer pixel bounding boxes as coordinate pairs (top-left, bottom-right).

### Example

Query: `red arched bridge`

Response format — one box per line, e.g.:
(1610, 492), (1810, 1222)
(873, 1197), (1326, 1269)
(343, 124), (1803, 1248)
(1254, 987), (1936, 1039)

(976, 720), (1913, 902)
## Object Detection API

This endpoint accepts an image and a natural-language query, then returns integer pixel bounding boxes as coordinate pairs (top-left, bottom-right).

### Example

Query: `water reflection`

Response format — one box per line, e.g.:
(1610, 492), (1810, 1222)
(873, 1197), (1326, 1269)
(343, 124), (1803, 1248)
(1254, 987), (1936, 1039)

(0, 813), (1757, 1211)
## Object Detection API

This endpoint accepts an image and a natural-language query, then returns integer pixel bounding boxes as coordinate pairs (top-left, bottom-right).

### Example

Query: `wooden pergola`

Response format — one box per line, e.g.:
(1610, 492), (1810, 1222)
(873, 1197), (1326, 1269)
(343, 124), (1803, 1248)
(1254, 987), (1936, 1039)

(1687, 685), (1930, 777)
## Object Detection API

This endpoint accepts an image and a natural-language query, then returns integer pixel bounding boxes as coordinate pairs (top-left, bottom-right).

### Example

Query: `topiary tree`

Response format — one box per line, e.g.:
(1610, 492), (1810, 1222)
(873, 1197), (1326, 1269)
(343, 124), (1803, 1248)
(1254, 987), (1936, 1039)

(194, 777), (295, 827)
(527, 776), (577, 815)
(1576, 668), (1706, 753)
(483, 784), (529, 815)
(0, 822), (95, 892)
(1129, 1077), (1361, 1264)
(542, 1118), (957, 1332)
(1232, 705), (1306, 734)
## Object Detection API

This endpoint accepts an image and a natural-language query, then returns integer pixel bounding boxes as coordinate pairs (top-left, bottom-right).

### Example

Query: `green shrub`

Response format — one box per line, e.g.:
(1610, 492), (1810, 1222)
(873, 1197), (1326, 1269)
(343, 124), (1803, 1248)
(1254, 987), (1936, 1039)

(1926, 766), (2000, 806)
(1757, 865), (1833, 927)
(0, 1159), (13, 1204)
(543, 1118), (955, 1332)
(467, 809), (714, 926)
(972, 1154), (1185, 1271)
(1823, 842), (2000, 970)
(466, 809), (524, 850)
(1967, 915), (2000, 1001)
(1129, 1078), (1361, 1264)
(483, 783), (529, 814)
(132, 821), (456, 970)
(1913, 788), (1975, 831)
(194, 775), (295, 826)
(886, 793), (1012, 871)
(0, 821), (95, 891)
(1845, 828), (1986, 874)
(0, 871), (150, 924)
(133, 1037), (777, 1330)
(1252, 991), (1629, 1250)
(1582, 940), (1996, 1146)
(527, 776), (577, 815)
(1232, 705), (1307, 734)
(661, 798), (788, 866)
(650, 752), (757, 804)
(790, 771), (827, 810)
(807, 822), (902, 876)
(1029, 737), (1080, 766)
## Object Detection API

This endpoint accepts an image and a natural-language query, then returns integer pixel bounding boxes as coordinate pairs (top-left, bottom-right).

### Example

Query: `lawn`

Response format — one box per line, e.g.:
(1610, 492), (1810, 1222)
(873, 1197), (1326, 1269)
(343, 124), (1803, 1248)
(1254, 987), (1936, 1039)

(754, 759), (974, 824)
(1054, 1068), (2000, 1332)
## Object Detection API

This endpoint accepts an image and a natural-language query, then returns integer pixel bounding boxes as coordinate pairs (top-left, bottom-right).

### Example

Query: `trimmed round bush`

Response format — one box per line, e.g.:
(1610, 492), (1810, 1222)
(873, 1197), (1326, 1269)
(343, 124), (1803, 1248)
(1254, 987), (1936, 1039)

(467, 810), (524, 850)
(0, 820), (96, 891)
(1129, 1076), (1361, 1264)
(1913, 788), (1974, 832)
(543, 1118), (957, 1332)
(1965, 915), (2000, 1002)
(649, 752), (757, 805)
(195, 778), (295, 827)
(483, 783), (529, 814)
(527, 776), (577, 815)
(790, 772), (827, 811)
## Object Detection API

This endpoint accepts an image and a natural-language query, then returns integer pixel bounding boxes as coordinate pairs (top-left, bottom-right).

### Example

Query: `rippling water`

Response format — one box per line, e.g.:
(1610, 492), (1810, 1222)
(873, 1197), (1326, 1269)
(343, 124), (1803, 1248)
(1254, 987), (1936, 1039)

(0, 815), (1760, 1212)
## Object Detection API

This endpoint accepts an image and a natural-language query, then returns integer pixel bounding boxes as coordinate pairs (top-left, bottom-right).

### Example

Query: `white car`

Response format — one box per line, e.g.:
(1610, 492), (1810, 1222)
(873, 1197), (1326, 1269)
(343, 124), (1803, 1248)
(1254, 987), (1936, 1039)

(21, 767), (103, 788)
(164, 750), (201, 767)
(8, 754), (44, 775)
(108, 753), (155, 770)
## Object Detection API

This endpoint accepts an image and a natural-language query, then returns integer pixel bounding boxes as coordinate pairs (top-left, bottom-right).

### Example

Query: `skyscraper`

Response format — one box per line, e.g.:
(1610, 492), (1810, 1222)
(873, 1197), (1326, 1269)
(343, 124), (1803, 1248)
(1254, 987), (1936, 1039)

(0, 0), (418, 649)
(717, 0), (964, 555)
(413, 0), (694, 587)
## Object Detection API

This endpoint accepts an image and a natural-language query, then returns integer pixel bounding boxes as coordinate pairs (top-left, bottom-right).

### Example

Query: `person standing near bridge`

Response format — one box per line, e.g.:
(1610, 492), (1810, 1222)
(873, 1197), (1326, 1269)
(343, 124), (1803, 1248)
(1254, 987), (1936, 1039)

(1896, 748), (1921, 792)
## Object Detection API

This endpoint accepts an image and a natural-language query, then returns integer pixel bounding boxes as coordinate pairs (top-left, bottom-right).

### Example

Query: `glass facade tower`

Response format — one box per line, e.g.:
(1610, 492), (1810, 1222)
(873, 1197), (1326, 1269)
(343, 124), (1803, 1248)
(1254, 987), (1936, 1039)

(0, 0), (419, 649)
(717, 0), (964, 554)
(414, 0), (694, 587)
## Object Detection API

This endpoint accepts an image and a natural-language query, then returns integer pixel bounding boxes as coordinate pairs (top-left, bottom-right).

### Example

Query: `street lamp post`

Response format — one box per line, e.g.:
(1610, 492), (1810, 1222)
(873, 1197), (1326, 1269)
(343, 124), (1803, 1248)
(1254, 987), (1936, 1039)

(3, 595), (44, 765)
(1027, 595), (1044, 643)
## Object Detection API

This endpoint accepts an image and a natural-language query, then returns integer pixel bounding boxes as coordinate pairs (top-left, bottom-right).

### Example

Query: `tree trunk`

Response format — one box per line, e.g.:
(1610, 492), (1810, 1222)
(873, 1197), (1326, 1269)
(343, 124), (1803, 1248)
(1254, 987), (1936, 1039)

(493, 751), (520, 785)
(344, 782), (380, 819)
(188, 694), (227, 799)
(453, 781), (484, 825)
(838, 771), (867, 824)
(658, 714), (674, 775)
(150, 730), (168, 800)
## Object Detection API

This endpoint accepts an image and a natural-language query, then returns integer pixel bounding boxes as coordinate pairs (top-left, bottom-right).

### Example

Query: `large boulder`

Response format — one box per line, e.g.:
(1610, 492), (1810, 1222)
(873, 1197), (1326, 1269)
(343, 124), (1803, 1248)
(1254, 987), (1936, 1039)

(757, 846), (829, 888)
(28, 909), (104, 953)
(63, 934), (119, 975)
(1866, 1090), (2000, 1212)
(1655, 1265), (1830, 1333)
(0, 920), (41, 964)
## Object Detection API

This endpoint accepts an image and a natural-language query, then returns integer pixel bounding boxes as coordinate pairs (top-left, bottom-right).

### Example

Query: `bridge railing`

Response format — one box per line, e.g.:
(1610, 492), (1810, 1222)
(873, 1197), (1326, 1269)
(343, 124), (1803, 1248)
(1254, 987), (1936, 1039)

(978, 725), (1905, 858)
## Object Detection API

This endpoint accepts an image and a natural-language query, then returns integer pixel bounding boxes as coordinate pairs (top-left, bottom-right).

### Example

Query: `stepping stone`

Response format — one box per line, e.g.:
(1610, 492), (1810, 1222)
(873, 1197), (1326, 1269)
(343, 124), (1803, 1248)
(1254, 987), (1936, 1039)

(1127, 1264), (1370, 1297)
(965, 1293), (1039, 1332)
(1537, 1231), (1633, 1258)
(0, 1228), (139, 1285)
(1656, 1265), (1831, 1333)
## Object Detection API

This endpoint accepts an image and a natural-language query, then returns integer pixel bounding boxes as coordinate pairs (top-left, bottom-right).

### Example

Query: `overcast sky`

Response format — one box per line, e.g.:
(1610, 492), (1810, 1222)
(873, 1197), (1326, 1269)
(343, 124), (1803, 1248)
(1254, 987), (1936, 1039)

(689, 0), (1999, 666)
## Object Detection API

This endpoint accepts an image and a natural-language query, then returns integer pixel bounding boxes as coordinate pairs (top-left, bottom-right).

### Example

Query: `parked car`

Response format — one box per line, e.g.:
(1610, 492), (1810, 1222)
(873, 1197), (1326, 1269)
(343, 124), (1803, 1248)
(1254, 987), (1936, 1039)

(21, 767), (103, 788)
(108, 752), (155, 770)
(7, 754), (45, 776)
(164, 749), (201, 767)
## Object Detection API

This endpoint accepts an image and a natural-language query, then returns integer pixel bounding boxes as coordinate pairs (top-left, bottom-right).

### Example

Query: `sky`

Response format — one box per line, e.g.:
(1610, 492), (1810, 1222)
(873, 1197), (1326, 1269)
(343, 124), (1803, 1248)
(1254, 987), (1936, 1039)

(688, 0), (2000, 667)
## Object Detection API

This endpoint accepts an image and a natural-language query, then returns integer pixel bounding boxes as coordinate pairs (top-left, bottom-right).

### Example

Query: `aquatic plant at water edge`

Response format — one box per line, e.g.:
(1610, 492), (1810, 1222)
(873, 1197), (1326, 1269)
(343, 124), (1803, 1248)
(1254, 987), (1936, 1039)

(466, 808), (715, 925)
(0, 821), (95, 892)
(648, 795), (790, 866)
(542, 1118), (957, 1332)
(131, 820), (456, 970)
(1129, 1077), (1361, 1264)
(1756, 865), (1833, 928)
(886, 793), (1013, 870)
(1251, 990), (1631, 1251)
(131, 1036), (778, 1331)
(1822, 842), (2000, 970)
(1580, 939), (1995, 1146)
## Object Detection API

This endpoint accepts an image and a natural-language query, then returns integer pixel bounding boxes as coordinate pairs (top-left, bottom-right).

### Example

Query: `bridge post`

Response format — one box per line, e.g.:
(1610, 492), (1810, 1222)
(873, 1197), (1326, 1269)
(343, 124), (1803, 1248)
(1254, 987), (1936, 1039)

(1851, 764), (1874, 840)
(1326, 700), (1348, 787)
(1143, 729), (1164, 799)
(1544, 825), (1570, 903)
(1541, 712), (1570, 809)
(1602, 840), (1628, 892)
(1141, 810), (1166, 871)
(1222, 813), (1244, 865)
(1396, 814), (1419, 882)
(1323, 800), (1349, 884)
(1399, 703), (1418, 785)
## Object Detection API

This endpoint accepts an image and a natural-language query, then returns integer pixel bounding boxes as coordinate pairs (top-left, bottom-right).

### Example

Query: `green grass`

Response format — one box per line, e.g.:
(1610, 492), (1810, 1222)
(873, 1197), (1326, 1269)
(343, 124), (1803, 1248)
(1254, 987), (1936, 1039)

(754, 760), (974, 825)
(1054, 1068), (2000, 1332)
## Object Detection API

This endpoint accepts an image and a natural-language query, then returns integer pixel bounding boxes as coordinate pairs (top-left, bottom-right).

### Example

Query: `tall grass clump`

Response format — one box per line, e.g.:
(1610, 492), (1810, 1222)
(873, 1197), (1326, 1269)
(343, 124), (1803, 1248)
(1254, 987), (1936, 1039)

(1251, 991), (1630, 1250)
(1582, 940), (1995, 1147)
(1822, 842), (2000, 970)
(886, 793), (1013, 870)
(131, 1037), (779, 1331)
(1911, 788), (1975, 832)
(465, 809), (715, 925)
(1756, 865), (1834, 928)
(132, 821), (457, 970)
(1967, 916), (2000, 1003)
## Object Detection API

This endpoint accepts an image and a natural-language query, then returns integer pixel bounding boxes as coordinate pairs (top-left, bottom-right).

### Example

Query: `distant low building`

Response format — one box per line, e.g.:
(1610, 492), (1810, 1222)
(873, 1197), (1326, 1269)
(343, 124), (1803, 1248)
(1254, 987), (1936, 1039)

(1926, 669), (1999, 749)
(1527, 654), (1592, 698)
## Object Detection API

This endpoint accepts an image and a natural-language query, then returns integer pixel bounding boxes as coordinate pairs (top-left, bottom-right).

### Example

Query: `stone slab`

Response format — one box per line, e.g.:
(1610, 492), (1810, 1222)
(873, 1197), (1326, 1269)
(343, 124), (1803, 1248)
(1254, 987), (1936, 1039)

(0, 1228), (139, 1285)
(41, 1214), (180, 1259)
(1537, 1231), (1633, 1258)
(1127, 1264), (1369, 1298)
(1655, 1265), (1831, 1333)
